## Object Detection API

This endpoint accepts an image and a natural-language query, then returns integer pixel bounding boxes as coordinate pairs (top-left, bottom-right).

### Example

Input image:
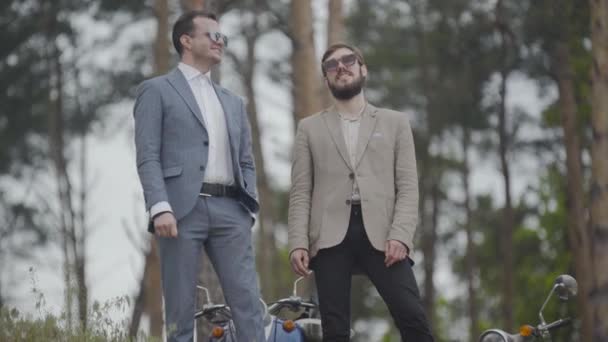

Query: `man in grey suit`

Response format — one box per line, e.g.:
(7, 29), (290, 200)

(133, 10), (265, 342)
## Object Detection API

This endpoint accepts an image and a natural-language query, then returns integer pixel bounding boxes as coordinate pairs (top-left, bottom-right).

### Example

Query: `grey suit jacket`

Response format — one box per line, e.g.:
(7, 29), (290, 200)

(133, 68), (258, 230)
(288, 104), (419, 259)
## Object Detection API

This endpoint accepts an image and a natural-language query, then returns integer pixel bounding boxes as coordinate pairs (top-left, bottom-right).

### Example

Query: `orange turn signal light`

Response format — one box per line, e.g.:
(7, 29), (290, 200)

(212, 326), (225, 338)
(519, 324), (534, 337)
(282, 320), (296, 332)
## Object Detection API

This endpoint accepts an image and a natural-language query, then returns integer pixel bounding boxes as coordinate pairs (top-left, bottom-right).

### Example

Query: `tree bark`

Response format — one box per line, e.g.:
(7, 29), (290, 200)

(322, 0), (344, 106)
(130, 0), (171, 337)
(553, 41), (594, 342)
(496, 0), (515, 329)
(240, 11), (280, 300)
(462, 129), (479, 339)
(290, 0), (323, 123)
(589, 0), (608, 339)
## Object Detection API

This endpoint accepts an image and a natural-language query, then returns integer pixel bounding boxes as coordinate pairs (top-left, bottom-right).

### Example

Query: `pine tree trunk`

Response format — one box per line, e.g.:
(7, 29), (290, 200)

(462, 129), (478, 339)
(589, 0), (608, 339)
(290, 0), (323, 123)
(322, 0), (344, 106)
(130, 0), (171, 337)
(496, 0), (515, 328)
(241, 15), (280, 300)
(553, 41), (594, 342)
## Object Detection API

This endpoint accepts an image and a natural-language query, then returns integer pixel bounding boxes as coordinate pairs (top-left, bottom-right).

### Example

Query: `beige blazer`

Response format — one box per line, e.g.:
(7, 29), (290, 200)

(288, 103), (419, 259)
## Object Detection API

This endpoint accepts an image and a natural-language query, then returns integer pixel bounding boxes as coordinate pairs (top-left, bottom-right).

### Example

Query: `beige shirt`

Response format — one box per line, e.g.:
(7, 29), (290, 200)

(337, 105), (366, 201)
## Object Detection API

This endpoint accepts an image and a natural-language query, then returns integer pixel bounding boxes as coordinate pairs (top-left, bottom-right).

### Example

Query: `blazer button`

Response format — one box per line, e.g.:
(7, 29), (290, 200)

(346, 199), (351, 205)
(204, 141), (209, 146)
(349, 173), (354, 179)
(199, 165), (205, 171)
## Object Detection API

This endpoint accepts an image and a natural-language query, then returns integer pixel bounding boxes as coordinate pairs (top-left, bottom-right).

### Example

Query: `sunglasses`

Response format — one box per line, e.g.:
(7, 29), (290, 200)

(322, 53), (359, 73)
(205, 31), (228, 47)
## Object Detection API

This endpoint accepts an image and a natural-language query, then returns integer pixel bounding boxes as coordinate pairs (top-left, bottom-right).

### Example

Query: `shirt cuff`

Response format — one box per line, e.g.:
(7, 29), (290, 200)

(150, 201), (173, 219)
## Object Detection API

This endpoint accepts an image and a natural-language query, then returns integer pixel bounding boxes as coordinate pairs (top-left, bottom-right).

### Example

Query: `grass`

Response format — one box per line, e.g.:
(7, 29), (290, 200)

(0, 269), (160, 342)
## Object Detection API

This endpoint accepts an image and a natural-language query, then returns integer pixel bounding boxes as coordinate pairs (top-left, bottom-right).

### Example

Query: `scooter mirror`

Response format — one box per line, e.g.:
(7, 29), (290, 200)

(554, 274), (578, 301)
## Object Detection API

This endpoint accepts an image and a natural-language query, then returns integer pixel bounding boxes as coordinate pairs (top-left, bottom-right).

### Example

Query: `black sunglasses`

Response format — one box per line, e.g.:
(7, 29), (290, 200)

(322, 53), (359, 73)
(205, 31), (228, 47)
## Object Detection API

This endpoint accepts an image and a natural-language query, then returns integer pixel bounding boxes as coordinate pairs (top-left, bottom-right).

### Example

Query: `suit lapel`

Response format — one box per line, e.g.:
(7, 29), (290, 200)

(322, 106), (352, 170)
(354, 104), (379, 169)
(166, 69), (206, 129)
(212, 82), (238, 157)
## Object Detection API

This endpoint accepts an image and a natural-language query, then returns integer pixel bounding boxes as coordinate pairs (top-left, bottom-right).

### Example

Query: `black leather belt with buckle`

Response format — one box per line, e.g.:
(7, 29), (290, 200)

(200, 183), (238, 198)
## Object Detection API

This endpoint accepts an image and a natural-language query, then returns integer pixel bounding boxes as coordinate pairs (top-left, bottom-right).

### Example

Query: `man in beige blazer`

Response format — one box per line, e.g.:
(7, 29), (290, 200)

(288, 43), (434, 341)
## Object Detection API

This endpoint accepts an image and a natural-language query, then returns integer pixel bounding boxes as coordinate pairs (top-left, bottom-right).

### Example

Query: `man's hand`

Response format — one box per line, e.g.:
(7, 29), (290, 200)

(154, 212), (178, 238)
(384, 240), (408, 267)
(290, 249), (311, 277)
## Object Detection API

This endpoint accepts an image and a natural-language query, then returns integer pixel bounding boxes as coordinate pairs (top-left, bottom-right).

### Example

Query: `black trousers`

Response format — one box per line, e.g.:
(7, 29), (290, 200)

(310, 204), (434, 342)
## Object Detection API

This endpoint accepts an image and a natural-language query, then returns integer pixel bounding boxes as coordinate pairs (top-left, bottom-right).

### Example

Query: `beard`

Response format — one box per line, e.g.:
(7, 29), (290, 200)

(328, 72), (366, 100)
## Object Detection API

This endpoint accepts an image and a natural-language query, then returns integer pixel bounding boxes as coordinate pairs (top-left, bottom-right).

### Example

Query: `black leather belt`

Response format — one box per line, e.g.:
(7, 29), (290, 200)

(200, 183), (238, 198)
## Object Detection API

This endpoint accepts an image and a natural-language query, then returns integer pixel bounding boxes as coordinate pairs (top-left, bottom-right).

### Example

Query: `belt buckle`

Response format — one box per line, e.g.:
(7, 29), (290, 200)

(199, 192), (212, 197)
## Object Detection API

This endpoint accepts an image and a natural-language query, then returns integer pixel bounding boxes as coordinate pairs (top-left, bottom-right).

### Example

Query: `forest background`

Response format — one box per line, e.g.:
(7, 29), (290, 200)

(1, 0), (608, 341)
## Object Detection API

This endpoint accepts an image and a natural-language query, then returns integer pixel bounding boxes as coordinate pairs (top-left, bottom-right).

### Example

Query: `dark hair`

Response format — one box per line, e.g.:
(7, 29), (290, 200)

(321, 43), (366, 76)
(172, 10), (218, 56)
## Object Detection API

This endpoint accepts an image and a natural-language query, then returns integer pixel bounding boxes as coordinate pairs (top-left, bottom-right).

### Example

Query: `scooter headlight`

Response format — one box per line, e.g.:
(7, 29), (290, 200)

(211, 326), (225, 338)
(479, 329), (510, 342)
(282, 319), (296, 332)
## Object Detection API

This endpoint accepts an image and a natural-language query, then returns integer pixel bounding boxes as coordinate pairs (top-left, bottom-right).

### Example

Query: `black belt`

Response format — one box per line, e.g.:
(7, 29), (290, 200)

(200, 183), (238, 198)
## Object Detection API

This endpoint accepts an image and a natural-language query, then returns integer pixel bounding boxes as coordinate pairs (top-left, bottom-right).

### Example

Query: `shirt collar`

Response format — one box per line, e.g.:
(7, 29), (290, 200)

(337, 102), (367, 122)
(178, 62), (212, 82)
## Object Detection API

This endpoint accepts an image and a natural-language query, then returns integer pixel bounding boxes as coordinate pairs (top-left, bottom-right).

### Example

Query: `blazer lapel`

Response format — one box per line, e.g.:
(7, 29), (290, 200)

(322, 106), (352, 170)
(354, 103), (379, 169)
(166, 69), (206, 129)
(212, 83), (238, 156)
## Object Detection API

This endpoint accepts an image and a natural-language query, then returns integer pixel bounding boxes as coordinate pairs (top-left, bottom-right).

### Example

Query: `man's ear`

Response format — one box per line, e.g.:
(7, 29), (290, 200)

(361, 64), (368, 77)
(180, 35), (191, 51)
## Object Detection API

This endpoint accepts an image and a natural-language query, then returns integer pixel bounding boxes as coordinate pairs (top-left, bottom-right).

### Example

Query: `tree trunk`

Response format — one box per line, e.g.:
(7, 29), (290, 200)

(589, 0), (608, 339)
(421, 180), (439, 331)
(411, 1), (438, 327)
(290, 0), (323, 123)
(462, 129), (479, 339)
(241, 14), (280, 300)
(180, 0), (205, 11)
(497, 63), (515, 332)
(322, 0), (344, 107)
(553, 41), (594, 342)
(130, 0), (171, 337)
(496, 0), (515, 329)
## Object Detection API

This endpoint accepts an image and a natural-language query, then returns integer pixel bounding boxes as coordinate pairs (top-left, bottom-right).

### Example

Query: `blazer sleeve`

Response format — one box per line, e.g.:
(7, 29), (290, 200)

(238, 99), (258, 202)
(133, 80), (168, 211)
(388, 114), (419, 252)
(288, 120), (313, 254)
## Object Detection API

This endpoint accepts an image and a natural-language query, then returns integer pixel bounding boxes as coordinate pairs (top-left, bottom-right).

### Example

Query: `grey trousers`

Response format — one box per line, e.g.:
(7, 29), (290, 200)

(157, 196), (265, 342)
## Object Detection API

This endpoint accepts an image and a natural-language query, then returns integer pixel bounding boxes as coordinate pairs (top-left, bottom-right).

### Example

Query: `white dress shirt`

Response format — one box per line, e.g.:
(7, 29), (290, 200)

(150, 62), (234, 218)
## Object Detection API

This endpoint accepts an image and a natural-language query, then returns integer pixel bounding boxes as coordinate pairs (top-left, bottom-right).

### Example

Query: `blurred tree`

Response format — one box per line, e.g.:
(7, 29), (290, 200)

(589, 0), (608, 339)
(224, 0), (284, 301)
(289, 0), (323, 123)
(494, 0), (518, 329)
(128, 0), (169, 338)
(522, 0), (593, 339)
(322, 0), (344, 107)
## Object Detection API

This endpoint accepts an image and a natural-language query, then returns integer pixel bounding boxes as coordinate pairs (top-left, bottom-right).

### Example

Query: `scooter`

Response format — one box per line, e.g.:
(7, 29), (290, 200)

(265, 276), (355, 341)
(195, 285), (237, 341)
(478, 274), (577, 342)
(195, 285), (273, 341)
(266, 276), (323, 341)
